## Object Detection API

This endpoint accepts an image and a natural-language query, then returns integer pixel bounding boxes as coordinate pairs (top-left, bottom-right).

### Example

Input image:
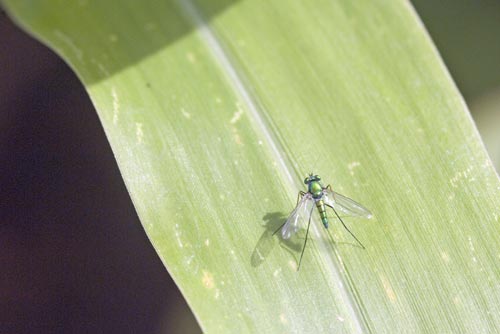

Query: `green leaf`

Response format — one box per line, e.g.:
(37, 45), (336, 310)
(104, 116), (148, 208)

(4, 0), (500, 332)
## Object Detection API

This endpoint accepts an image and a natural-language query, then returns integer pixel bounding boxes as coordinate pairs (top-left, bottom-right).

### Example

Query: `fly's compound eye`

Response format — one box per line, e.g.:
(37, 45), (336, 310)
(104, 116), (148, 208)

(304, 178), (309, 184)
(315, 175), (321, 181)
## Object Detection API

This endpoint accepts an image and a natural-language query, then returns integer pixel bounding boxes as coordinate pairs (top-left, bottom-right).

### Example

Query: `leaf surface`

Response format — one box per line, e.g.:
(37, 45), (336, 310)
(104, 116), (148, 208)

(4, 0), (500, 332)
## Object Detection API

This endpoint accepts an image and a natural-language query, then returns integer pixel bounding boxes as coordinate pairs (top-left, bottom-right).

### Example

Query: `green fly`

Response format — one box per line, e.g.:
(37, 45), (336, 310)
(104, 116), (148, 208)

(275, 173), (372, 270)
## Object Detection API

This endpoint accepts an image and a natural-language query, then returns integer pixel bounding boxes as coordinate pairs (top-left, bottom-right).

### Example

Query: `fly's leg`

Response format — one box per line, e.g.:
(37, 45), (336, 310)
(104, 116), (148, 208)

(327, 203), (365, 249)
(273, 191), (306, 236)
(325, 185), (365, 248)
(297, 204), (315, 271)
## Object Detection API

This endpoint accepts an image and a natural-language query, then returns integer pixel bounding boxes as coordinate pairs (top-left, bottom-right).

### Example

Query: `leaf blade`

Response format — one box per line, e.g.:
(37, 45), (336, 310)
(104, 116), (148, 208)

(3, 0), (500, 333)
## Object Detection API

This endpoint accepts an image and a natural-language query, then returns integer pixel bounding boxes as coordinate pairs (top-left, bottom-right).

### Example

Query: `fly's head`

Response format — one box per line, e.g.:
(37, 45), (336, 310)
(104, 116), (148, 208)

(304, 173), (323, 197)
(304, 173), (321, 184)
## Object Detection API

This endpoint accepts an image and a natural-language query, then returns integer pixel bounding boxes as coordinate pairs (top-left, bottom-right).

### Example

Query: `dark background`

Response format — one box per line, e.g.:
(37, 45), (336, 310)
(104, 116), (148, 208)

(1, 1), (499, 333)
(0, 9), (200, 334)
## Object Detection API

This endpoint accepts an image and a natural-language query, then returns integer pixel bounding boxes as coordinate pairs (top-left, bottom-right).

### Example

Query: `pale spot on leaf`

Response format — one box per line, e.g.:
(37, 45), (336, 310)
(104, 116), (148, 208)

(181, 108), (191, 119)
(112, 87), (119, 124)
(348, 161), (361, 176)
(186, 52), (196, 63)
(135, 122), (144, 143)
(202, 271), (215, 289)
(230, 104), (244, 124)
(380, 274), (396, 302)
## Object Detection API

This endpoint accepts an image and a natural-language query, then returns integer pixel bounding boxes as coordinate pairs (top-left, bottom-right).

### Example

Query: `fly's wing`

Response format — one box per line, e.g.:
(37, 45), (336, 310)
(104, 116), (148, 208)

(281, 194), (314, 239)
(323, 188), (372, 218)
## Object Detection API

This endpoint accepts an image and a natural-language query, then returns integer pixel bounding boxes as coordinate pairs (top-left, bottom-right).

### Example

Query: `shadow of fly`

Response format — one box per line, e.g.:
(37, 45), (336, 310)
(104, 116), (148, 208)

(274, 173), (372, 270)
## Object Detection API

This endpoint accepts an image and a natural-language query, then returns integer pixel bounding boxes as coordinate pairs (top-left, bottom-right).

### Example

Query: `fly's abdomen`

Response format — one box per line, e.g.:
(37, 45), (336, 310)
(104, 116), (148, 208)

(316, 200), (329, 228)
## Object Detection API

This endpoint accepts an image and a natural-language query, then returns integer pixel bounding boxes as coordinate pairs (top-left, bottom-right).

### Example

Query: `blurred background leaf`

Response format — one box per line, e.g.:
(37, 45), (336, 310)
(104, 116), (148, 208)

(413, 0), (500, 169)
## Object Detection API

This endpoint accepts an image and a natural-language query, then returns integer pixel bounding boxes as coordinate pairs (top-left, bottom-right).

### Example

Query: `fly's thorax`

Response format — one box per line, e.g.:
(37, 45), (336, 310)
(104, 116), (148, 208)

(309, 181), (323, 198)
